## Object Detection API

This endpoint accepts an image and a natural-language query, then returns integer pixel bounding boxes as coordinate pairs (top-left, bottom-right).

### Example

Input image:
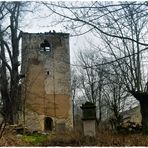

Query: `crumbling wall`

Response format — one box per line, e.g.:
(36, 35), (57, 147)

(20, 32), (73, 131)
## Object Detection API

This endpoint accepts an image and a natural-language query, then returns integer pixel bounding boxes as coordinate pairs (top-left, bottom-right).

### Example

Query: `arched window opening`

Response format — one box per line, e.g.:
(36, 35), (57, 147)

(44, 117), (53, 131)
(40, 39), (51, 52)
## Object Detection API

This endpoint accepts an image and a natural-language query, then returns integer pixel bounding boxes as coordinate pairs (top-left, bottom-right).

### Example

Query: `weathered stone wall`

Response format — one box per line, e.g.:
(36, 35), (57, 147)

(122, 106), (142, 125)
(128, 106), (142, 124)
(20, 32), (73, 131)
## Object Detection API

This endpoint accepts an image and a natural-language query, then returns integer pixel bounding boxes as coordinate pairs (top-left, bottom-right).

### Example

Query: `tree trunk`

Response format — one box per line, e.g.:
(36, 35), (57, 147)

(10, 73), (19, 123)
(139, 96), (148, 134)
(9, 3), (20, 123)
(0, 37), (12, 123)
(132, 91), (148, 134)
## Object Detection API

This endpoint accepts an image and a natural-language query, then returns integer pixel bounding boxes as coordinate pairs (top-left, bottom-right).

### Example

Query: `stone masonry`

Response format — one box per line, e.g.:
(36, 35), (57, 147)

(20, 32), (73, 131)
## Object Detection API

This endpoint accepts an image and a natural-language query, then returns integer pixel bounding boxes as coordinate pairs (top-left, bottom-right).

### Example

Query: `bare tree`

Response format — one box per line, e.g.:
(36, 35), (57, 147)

(43, 1), (148, 133)
(75, 49), (107, 123)
(43, 1), (147, 45)
(103, 66), (128, 131)
(99, 3), (148, 133)
(71, 68), (81, 128)
(0, 26), (10, 123)
(0, 1), (32, 124)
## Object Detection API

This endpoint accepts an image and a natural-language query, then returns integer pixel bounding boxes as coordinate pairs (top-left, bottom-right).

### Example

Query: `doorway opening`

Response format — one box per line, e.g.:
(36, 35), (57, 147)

(44, 117), (53, 131)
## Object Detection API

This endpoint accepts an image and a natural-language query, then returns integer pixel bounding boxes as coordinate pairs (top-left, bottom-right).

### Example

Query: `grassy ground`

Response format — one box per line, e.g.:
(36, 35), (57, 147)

(1, 127), (148, 146)
(21, 133), (48, 146)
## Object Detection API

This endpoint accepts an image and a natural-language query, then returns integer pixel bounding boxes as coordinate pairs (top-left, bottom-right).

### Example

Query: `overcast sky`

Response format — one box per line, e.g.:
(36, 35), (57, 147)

(21, 8), (77, 62)
(20, 2), (100, 65)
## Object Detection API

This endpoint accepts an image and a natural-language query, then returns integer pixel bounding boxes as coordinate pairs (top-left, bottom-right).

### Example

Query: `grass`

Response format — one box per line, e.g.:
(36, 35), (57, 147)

(42, 129), (148, 146)
(42, 130), (98, 146)
(2, 127), (148, 146)
(97, 130), (148, 146)
(21, 133), (48, 145)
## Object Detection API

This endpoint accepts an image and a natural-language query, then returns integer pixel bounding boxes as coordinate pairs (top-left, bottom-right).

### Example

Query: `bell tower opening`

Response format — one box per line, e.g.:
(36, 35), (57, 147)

(40, 39), (51, 52)
(44, 117), (53, 131)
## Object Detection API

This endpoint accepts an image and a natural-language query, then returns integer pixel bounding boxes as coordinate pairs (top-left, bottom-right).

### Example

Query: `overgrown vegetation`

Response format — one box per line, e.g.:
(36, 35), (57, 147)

(1, 127), (148, 146)
(21, 133), (48, 145)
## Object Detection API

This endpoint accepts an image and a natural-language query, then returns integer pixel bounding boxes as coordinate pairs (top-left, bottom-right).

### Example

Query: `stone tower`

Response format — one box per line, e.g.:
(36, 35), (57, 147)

(20, 32), (73, 131)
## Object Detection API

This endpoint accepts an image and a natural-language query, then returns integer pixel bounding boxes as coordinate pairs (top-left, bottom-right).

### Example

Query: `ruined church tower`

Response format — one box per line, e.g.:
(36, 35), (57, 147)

(20, 32), (73, 131)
